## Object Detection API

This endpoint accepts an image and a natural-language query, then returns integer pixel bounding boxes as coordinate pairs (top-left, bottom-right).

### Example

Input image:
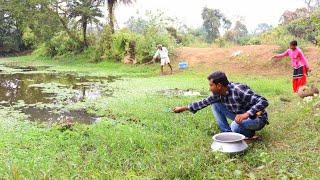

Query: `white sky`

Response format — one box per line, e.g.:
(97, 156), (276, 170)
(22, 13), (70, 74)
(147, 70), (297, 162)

(113, 0), (306, 32)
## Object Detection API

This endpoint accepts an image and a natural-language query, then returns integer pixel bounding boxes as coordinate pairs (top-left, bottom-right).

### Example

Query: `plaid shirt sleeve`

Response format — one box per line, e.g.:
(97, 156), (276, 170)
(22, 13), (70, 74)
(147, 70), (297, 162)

(237, 85), (269, 116)
(188, 95), (219, 114)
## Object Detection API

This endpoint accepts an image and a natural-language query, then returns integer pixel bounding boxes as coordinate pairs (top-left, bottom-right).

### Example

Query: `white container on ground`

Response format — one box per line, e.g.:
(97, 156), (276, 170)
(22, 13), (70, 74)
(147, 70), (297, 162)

(211, 132), (248, 153)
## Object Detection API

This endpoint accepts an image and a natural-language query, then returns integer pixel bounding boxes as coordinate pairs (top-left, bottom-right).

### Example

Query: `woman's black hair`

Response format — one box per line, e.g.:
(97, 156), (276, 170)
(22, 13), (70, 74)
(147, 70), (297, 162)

(290, 40), (298, 46)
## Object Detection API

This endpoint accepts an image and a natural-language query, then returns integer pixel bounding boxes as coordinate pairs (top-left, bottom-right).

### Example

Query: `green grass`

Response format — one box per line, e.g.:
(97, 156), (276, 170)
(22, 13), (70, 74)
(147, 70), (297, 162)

(4, 54), (159, 77)
(0, 55), (319, 178)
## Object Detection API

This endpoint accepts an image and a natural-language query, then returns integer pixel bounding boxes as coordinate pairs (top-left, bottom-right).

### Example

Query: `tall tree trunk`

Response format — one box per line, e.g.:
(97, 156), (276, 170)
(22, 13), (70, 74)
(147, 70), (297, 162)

(108, 1), (115, 33)
(82, 17), (88, 47)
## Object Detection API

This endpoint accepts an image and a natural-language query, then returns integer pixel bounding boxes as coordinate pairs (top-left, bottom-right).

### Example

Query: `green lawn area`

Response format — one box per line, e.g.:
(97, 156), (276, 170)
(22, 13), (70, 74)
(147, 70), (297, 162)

(0, 55), (319, 178)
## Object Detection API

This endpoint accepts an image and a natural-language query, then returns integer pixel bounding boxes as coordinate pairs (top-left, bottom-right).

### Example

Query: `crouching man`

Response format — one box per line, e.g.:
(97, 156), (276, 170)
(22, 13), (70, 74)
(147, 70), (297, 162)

(173, 71), (269, 138)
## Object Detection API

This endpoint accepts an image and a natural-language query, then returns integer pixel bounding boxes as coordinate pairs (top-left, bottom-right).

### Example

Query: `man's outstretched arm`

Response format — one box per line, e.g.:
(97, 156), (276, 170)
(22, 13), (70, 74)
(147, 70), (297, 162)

(173, 96), (217, 113)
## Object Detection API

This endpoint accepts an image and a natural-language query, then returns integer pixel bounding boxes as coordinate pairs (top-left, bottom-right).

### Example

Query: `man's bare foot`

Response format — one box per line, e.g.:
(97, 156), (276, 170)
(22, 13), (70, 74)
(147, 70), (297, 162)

(244, 135), (262, 144)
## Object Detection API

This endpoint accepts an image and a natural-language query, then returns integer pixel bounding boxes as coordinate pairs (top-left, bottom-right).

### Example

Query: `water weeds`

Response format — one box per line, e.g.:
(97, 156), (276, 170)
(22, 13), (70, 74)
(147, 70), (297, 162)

(0, 65), (117, 124)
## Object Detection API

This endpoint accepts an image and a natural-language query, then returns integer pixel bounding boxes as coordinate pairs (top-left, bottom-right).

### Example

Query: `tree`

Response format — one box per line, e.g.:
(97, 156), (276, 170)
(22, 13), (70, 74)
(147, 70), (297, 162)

(233, 21), (248, 39)
(68, 0), (104, 47)
(223, 21), (248, 43)
(106, 0), (135, 34)
(0, 0), (63, 52)
(166, 27), (183, 44)
(47, 0), (104, 49)
(201, 7), (231, 43)
(0, 3), (24, 54)
(254, 23), (272, 35)
(280, 8), (309, 25)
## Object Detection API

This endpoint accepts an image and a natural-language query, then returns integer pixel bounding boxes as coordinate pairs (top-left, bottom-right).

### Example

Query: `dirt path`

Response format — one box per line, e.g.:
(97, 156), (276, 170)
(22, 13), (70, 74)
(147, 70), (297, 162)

(174, 45), (320, 76)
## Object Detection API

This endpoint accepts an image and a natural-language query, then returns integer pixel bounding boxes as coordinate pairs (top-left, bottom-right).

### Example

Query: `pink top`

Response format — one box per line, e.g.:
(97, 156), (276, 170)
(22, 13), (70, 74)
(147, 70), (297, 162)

(275, 47), (310, 68)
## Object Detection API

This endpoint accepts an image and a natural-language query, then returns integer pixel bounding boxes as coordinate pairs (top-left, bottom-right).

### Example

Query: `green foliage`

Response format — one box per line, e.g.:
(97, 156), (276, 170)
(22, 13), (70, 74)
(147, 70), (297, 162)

(0, 2), (25, 54)
(166, 27), (183, 44)
(97, 27), (176, 63)
(94, 26), (113, 62)
(236, 37), (251, 46)
(247, 37), (262, 45)
(22, 27), (36, 48)
(106, 29), (140, 62)
(258, 26), (308, 52)
(67, 0), (104, 46)
(276, 8), (320, 46)
(221, 21), (249, 45)
(3, 0), (63, 46)
(214, 37), (227, 47)
(233, 21), (248, 39)
(235, 36), (261, 46)
(135, 27), (175, 63)
(34, 32), (83, 57)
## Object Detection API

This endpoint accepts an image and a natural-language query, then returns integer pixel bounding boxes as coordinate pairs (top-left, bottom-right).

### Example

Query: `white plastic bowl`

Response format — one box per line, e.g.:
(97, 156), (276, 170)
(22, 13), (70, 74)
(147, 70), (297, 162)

(211, 132), (248, 153)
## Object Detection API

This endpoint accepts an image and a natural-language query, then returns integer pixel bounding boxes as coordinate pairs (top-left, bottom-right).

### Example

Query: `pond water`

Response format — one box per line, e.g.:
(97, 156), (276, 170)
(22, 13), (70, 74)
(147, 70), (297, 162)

(0, 65), (117, 124)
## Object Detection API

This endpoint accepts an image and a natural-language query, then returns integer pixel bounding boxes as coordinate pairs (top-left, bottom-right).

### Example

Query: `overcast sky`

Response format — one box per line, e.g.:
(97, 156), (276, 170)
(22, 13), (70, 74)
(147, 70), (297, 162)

(112, 0), (306, 32)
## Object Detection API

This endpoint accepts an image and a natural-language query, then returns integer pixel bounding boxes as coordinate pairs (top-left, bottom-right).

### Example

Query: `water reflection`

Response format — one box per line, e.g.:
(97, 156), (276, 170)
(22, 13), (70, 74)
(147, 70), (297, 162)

(0, 69), (117, 124)
(0, 73), (115, 104)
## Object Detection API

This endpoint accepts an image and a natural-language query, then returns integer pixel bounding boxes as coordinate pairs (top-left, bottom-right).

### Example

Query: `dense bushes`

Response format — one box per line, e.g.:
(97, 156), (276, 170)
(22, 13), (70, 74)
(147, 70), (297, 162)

(95, 27), (176, 63)
(34, 32), (83, 57)
(36, 26), (176, 64)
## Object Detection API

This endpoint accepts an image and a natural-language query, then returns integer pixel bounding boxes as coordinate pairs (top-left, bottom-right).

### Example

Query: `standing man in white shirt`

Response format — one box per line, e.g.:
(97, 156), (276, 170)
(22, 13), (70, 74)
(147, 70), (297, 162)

(153, 44), (173, 75)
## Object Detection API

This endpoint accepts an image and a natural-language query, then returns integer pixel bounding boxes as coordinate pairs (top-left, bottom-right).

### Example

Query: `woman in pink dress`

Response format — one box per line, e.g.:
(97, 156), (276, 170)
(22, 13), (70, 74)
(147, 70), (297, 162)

(272, 40), (312, 92)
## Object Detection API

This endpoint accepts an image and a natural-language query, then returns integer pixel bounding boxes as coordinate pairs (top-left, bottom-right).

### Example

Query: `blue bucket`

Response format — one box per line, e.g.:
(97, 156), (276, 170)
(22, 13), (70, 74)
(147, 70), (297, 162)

(179, 61), (188, 69)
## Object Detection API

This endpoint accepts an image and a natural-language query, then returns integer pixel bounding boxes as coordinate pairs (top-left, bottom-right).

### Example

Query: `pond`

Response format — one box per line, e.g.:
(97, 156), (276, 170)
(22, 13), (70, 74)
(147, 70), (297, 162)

(0, 65), (117, 124)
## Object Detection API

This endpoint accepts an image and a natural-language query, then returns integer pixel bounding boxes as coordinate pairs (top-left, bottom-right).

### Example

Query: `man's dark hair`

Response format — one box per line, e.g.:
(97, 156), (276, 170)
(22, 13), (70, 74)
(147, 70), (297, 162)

(290, 40), (297, 46)
(207, 71), (229, 86)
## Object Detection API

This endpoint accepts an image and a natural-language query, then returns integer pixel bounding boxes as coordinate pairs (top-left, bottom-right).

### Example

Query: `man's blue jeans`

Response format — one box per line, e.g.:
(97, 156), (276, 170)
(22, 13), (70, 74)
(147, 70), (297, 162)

(211, 103), (267, 138)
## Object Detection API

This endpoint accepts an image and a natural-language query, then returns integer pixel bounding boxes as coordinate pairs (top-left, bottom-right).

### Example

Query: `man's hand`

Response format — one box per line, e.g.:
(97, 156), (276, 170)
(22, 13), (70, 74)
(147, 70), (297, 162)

(172, 106), (188, 113)
(235, 112), (250, 124)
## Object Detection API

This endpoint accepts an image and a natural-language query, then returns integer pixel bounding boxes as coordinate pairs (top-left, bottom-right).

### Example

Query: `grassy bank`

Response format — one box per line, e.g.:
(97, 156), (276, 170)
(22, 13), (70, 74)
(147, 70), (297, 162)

(0, 55), (319, 178)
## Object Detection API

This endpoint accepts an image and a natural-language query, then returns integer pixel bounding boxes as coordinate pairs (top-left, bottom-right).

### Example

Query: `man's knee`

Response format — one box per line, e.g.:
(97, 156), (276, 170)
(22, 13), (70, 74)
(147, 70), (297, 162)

(231, 121), (255, 137)
(230, 121), (240, 132)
